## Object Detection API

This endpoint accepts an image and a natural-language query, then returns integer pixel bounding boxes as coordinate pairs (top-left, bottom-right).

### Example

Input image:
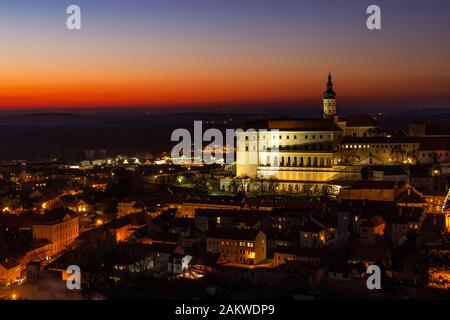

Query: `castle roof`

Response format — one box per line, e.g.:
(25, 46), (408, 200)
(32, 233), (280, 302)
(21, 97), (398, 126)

(245, 118), (342, 132)
(344, 114), (378, 127)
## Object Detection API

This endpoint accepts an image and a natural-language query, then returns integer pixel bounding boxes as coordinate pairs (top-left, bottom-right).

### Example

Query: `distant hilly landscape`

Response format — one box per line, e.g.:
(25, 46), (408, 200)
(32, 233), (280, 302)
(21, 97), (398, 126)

(0, 107), (448, 160)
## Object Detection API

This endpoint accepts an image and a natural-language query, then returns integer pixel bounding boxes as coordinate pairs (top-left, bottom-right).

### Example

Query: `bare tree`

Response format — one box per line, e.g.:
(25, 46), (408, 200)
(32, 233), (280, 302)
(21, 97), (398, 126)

(66, 234), (117, 298)
(267, 178), (279, 201)
(303, 184), (313, 199)
(390, 145), (407, 163)
(229, 179), (239, 196)
(255, 177), (266, 198)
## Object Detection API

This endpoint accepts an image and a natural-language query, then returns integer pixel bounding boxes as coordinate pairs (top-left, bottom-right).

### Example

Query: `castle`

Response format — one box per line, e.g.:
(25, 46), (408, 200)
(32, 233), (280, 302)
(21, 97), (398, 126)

(235, 74), (449, 193)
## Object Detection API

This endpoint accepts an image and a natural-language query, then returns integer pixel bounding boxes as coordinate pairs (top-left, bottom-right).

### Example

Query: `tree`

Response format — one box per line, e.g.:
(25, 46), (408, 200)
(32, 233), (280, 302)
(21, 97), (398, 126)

(344, 148), (361, 165)
(195, 174), (209, 196)
(113, 243), (155, 283)
(303, 184), (313, 199)
(390, 145), (407, 164)
(229, 179), (239, 196)
(267, 178), (279, 201)
(65, 234), (117, 298)
(255, 177), (266, 198)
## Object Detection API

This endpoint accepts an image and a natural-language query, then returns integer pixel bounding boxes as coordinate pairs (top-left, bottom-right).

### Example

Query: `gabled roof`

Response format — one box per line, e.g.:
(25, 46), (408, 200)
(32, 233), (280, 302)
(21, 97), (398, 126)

(0, 257), (20, 270)
(299, 220), (325, 233)
(32, 208), (76, 225)
(245, 118), (342, 132)
(206, 227), (261, 241)
(147, 242), (178, 254)
(192, 252), (222, 267)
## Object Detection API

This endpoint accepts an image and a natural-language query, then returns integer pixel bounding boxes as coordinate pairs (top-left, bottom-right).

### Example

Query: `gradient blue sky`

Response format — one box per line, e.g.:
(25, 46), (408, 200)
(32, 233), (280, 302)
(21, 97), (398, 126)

(0, 0), (449, 109)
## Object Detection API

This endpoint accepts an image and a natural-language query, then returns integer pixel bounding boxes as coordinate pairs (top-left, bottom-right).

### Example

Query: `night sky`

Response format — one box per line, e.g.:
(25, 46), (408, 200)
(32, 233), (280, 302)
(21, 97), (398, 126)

(0, 0), (449, 109)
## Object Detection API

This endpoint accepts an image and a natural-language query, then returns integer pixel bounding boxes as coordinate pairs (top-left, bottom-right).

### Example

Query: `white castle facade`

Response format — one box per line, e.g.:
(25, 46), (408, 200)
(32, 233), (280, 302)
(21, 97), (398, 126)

(235, 74), (421, 192)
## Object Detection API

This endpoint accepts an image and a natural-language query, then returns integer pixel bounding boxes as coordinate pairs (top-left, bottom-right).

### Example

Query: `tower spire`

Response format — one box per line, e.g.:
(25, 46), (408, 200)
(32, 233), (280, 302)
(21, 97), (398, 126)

(323, 73), (337, 118)
(324, 73), (335, 99)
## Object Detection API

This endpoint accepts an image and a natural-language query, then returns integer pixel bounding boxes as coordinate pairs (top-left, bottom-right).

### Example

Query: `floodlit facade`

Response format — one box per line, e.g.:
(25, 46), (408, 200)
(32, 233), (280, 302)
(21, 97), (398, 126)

(236, 74), (381, 190)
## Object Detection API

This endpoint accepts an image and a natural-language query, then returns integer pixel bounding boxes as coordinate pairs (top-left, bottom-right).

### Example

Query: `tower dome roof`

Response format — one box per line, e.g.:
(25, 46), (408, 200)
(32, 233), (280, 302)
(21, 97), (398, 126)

(324, 73), (336, 99)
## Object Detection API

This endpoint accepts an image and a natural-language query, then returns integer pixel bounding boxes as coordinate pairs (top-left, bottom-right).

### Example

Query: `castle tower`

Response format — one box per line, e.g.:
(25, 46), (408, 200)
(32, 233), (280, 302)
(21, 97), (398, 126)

(323, 73), (336, 119)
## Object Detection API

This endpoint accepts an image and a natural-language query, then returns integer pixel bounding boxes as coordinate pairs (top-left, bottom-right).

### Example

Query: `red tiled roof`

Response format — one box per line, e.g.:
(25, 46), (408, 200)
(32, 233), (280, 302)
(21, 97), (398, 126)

(245, 118), (342, 132)
(206, 227), (262, 241)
